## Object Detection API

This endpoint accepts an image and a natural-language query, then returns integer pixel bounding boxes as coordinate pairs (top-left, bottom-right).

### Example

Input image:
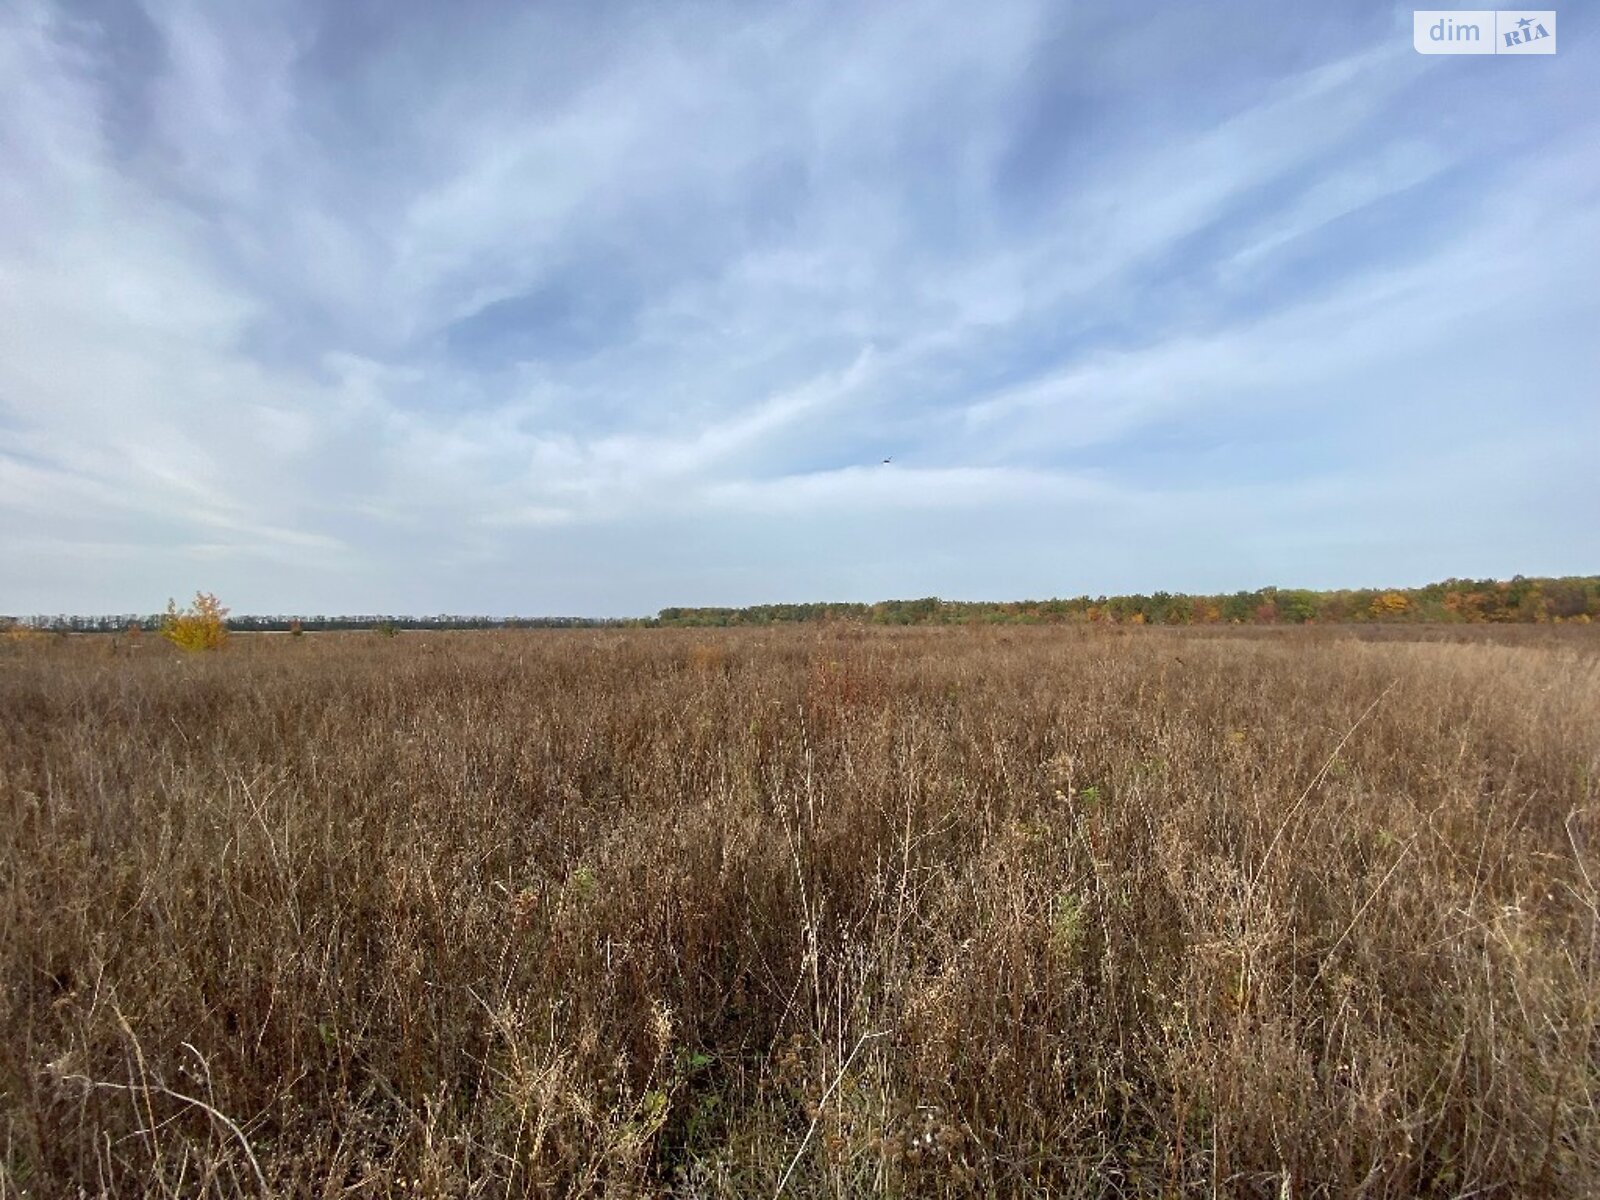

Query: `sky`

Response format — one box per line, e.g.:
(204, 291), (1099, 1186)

(1, 1), (1595, 617)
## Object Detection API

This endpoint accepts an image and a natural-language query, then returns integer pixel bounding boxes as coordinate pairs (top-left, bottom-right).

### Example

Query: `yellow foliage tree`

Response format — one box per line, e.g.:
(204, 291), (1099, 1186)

(1370, 591), (1411, 619)
(162, 591), (229, 651)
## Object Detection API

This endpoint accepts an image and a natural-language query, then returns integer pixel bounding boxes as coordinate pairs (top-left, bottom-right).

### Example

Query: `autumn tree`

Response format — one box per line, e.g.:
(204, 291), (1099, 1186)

(162, 592), (229, 651)
(1370, 591), (1411, 620)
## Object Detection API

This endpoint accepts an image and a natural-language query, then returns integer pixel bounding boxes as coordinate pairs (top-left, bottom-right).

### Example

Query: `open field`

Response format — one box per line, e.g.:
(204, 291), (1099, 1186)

(3, 625), (1600, 1197)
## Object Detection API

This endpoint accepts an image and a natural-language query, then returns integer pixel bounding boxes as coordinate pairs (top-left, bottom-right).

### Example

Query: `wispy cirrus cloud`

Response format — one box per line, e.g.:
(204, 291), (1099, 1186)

(0, 0), (1594, 614)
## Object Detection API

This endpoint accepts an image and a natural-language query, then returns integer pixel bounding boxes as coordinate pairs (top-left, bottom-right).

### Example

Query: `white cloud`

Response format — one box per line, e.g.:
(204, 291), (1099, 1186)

(962, 136), (1600, 459)
(0, 0), (1593, 614)
(703, 463), (1123, 516)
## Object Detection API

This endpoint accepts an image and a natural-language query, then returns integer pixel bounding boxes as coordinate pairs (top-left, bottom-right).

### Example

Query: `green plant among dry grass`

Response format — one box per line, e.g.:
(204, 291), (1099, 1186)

(2, 624), (1598, 1197)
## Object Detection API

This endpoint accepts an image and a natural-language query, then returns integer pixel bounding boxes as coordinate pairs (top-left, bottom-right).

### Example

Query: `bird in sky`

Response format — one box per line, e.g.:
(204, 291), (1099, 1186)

(882, 457), (893, 465)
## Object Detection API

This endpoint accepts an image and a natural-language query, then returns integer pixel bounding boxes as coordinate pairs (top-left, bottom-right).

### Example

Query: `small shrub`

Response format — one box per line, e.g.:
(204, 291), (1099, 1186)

(160, 591), (228, 652)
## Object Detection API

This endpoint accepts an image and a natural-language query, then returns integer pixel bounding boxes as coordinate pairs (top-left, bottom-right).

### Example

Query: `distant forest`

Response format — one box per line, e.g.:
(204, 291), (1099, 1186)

(6, 575), (1598, 634)
(656, 575), (1599, 627)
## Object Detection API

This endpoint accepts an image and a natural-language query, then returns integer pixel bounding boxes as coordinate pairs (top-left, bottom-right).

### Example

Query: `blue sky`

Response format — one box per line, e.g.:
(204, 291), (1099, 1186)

(1, 1), (1595, 616)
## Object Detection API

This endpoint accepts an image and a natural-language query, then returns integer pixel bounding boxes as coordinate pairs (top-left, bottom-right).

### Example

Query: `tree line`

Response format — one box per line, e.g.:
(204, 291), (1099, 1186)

(1, 613), (637, 634)
(5, 575), (1596, 634)
(655, 576), (1600, 627)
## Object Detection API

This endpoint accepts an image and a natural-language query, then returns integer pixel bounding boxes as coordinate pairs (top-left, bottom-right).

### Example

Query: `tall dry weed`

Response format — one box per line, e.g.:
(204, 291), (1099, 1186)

(1, 625), (1597, 1196)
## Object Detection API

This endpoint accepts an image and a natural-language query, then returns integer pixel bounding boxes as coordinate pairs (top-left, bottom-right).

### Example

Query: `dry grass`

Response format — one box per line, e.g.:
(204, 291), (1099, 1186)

(3, 624), (1599, 1197)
